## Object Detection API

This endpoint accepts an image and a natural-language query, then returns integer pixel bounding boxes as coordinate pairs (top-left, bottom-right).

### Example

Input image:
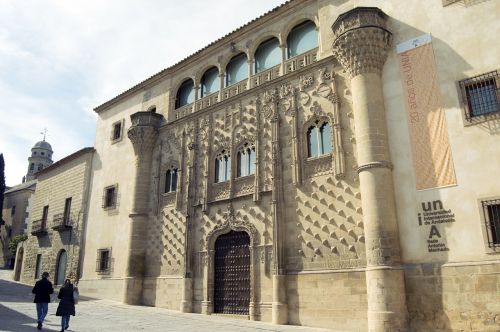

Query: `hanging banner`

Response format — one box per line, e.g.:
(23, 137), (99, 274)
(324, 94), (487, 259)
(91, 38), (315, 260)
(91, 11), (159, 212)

(397, 34), (457, 190)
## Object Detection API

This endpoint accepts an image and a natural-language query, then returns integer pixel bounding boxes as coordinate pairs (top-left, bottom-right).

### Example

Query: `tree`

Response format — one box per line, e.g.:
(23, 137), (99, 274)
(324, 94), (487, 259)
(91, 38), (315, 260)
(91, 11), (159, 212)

(0, 153), (5, 226)
(9, 234), (27, 256)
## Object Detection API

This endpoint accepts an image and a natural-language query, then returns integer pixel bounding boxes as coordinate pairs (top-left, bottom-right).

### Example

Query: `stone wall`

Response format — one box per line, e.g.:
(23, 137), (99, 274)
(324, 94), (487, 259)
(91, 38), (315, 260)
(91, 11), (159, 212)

(405, 262), (500, 332)
(21, 150), (93, 285)
(287, 271), (367, 331)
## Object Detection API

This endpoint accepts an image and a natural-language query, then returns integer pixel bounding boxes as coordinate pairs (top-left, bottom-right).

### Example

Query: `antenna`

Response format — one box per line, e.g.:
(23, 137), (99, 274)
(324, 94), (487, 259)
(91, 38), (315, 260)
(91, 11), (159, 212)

(40, 128), (48, 141)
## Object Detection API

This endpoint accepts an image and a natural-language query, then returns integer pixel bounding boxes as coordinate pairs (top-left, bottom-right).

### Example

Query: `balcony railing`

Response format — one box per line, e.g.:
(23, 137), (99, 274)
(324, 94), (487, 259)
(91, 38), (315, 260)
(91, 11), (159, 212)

(252, 65), (280, 88)
(171, 48), (320, 120)
(197, 92), (219, 111)
(31, 219), (48, 236)
(221, 80), (248, 101)
(51, 213), (73, 231)
(284, 48), (318, 74)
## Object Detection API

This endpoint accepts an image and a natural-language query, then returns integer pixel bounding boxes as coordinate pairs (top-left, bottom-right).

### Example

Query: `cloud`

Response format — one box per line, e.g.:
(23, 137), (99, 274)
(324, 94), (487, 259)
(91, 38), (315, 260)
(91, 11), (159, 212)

(0, 0), (285, 186)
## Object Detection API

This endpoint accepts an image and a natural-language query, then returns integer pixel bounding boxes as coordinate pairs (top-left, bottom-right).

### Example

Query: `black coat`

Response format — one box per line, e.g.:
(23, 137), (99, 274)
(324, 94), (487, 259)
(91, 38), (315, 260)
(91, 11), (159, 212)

(32, 278), (54, 303)
(56, 285), (76, 316)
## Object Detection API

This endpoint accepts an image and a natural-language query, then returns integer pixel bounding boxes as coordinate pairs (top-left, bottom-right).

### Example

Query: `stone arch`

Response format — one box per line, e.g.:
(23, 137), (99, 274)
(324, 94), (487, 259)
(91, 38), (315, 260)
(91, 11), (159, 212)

(202, 208), (259, 319)
(55, 249), (68, 285)
(282, 15), (319, 43)
(13, 245), (24, 281)
(195, 64), (222, 87)
(248, 33), (281, 58)
(218, 49), (250, 71)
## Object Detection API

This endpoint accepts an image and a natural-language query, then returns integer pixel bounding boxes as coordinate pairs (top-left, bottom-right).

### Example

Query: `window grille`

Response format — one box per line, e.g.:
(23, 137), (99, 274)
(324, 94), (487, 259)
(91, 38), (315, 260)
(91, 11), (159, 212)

(102, 185), (117, 209)
(96, 249), (112, 273)
(482, 199), (500, 249)
(459, 71), (499, 121)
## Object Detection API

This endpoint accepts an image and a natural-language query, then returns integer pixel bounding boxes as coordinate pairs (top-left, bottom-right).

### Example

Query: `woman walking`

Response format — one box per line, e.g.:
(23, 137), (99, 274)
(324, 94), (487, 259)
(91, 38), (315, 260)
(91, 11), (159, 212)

(56, 279), (76, 331)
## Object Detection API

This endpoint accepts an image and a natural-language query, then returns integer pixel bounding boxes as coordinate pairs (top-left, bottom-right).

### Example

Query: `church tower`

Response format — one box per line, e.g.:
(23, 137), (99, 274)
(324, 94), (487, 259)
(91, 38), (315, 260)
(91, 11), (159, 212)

(26, 138), (53, 181)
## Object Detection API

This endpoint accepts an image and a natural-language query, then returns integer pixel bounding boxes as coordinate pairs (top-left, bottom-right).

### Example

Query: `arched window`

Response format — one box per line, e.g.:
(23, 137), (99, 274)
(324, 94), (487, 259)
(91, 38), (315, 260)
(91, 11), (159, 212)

(307, 121), (332, 157)
(175, 79), (195, 109)
(215, 150), (231, 183)
(287, 21), (318, 58)
(37, 164), (43, 171)
(237, 143), (256, 177)
(30, 163), (34, 171)
(226, 53), (248, 87)
(165, 168), (178, 193)
(255, 38), (280, 73)
(201, 67), (220, 97)
(55, 250), (67, 286)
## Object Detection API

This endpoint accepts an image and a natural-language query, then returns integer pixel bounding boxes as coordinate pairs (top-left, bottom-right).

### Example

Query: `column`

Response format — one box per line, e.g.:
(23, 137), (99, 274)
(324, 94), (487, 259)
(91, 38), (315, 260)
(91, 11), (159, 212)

(124, 111), (163, 305)
(332, 8), (408, 332)
(269, 91), (287, 325)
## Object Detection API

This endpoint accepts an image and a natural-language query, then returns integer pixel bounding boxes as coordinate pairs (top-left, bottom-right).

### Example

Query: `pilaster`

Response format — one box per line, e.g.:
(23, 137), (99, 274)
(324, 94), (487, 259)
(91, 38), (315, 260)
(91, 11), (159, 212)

(332, 7), (408, 332)
(124, 111), (163, 305)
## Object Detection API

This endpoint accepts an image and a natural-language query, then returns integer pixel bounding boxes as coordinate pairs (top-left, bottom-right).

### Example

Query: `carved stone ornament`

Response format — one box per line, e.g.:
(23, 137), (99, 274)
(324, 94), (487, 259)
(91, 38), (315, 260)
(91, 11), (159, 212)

(205, 203), (260, 250)
(331, 7), (392, 78)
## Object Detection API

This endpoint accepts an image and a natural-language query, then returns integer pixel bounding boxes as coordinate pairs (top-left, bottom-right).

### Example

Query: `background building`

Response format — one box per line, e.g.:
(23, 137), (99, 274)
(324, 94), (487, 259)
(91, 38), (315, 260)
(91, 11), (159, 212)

(63, 0), (500, 331)
(20, 147), (94, 286)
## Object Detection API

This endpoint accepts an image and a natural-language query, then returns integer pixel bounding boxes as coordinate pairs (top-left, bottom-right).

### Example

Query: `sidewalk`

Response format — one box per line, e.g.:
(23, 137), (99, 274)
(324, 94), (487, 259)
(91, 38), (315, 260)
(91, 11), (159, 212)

(0, 270), (335, 332)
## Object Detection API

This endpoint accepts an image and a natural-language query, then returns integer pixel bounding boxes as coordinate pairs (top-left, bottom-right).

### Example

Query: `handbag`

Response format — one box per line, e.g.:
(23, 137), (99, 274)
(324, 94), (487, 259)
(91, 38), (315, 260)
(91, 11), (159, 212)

(73, 287), (79, 304)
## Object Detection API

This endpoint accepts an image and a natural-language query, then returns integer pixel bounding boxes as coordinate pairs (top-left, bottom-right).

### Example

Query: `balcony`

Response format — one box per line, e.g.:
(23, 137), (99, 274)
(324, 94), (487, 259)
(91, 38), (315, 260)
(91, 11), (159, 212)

(51, 213), (73, 231)
(171, 47), (319, 121)
(31, 219), (48, 236)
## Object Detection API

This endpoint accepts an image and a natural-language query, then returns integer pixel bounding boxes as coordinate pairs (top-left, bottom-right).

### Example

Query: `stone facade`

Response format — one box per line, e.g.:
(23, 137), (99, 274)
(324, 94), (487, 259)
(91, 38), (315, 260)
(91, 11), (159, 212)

(0, 181), (36, 268)
(78, 1), (500, 331)
(20, 148), (94, 285)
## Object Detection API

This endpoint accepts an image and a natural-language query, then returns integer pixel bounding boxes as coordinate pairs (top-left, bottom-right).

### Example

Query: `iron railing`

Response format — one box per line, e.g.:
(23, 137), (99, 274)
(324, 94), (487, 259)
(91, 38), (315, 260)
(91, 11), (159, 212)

(31, 219), (48, 236)
(482, 199), (500, 249)
(459, 70), (499, 121)
(51, 213), (73, 231)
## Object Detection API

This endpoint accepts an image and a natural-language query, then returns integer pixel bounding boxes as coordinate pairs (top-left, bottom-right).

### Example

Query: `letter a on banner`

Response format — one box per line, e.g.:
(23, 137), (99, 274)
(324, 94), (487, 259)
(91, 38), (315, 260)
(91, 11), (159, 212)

(397, 34), (457, 190)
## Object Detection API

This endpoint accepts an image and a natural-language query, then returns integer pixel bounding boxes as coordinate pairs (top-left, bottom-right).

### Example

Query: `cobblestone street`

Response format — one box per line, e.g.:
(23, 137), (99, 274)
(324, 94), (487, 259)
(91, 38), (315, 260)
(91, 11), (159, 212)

(0, 270), (332, 332)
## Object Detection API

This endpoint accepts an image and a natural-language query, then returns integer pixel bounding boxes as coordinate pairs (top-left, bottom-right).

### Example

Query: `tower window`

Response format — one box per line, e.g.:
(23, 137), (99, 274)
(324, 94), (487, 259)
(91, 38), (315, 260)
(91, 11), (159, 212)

(30, 163), (34, 171)
(37, 164), (43, 171)
(41, 152), (45, 156)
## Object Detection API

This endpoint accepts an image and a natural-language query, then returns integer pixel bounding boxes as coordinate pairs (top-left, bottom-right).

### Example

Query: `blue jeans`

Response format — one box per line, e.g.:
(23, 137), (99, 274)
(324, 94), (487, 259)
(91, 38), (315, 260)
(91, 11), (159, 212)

(61, 315), (70, 329)
(36, 302), (48, 323)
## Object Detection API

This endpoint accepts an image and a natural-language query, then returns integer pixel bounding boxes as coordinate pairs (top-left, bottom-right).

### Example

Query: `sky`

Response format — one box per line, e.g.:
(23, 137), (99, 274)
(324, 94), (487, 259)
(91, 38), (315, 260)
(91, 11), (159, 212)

(0, 0), (286, 187)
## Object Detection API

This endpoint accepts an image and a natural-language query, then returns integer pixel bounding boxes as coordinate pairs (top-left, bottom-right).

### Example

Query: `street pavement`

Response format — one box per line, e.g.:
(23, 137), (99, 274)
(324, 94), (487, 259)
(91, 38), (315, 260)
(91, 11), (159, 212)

(0, 269), (332, 332)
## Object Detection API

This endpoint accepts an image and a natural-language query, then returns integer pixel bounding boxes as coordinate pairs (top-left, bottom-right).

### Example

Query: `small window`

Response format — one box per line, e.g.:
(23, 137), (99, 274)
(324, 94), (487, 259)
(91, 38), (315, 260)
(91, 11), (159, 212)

(111, 120), (123, 142)
(34, 254), (42, 279)
(215, 150), (231, 183)
(255, 38), (281, 73)
(41, 152), (45, 156)
(287, 21), (318, 58)
(103, 185), (117, 209)
(237, 143), (256, 177)
(175, 79), (195, 108)
(30, 163), (34, 171)
(11, 205), (16, 216)
(307, 121), (332, 158)
(33, 152), (37, 155)
(459, 71), (499, 121)
(201, 67), (220, 97)
(63, 197), (72, 224)
(481, 199), (500, 249)
(37, 164), (43, 171)
(226, 53), (248, 86)
(96, 249), (111, 273)
(165, 168), (178, 193)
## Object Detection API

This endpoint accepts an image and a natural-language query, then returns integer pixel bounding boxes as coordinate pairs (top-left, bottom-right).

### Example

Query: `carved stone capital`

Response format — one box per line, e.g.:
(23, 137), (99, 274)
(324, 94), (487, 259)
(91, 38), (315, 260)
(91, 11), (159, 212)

(332, 7), (392, 78)
(128, 111), (164, 156)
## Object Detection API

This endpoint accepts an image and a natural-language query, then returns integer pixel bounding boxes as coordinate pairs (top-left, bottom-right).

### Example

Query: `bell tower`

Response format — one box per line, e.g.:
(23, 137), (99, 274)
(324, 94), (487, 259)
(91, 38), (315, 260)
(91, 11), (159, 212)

(26, 130), (53, 181)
